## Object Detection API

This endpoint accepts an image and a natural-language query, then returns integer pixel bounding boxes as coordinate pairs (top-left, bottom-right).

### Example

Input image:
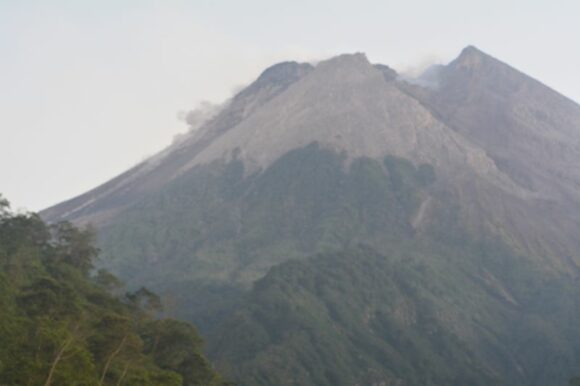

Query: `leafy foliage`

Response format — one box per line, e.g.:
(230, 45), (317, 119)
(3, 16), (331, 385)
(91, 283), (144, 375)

(210, 244), (580, 386)
(0, 195), (227, 386)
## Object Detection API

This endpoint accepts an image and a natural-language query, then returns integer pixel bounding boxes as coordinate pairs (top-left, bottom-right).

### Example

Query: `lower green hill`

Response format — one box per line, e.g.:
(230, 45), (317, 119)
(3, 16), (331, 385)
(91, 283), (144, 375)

(210, 245), (580, 386)
(69, 144), (580, 385)
(0, 196), (227, 386)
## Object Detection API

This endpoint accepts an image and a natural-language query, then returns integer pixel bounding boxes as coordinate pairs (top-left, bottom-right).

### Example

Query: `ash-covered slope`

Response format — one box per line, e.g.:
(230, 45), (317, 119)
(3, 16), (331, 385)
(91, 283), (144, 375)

(403, 46), (580, 203)
(43, 47), (580, 275)
(41, 46), (580, 386)
(399, 46), (580, 267)
(41, 61), (314, 226)
(42, 49), (540, 288)
(189, 53), (505, 179)
(43, 52), (524, 225)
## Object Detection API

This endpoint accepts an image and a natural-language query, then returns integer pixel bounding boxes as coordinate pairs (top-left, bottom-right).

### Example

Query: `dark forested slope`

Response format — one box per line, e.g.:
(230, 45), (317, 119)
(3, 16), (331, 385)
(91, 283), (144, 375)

(0, 195), (227, 386)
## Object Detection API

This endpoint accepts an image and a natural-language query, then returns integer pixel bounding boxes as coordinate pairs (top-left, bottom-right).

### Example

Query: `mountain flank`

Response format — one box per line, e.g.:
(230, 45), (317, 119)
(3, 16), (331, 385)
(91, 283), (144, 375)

(41, 46), (580, 386)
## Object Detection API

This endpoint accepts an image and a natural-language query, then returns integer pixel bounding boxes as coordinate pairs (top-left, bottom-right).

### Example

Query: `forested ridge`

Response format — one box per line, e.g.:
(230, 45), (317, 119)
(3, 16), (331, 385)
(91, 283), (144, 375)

(0, 195), (227, 386)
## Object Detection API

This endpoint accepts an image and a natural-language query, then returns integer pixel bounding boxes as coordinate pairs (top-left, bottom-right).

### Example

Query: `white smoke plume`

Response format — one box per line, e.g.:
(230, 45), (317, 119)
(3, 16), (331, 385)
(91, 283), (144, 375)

(396, 54), (446, 89)
(397, 53), (444, 78)
(178, 100), (223, 132)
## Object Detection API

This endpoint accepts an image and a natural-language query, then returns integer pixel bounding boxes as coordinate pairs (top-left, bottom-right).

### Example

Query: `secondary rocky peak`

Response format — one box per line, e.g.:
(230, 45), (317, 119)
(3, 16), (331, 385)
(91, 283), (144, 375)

(451, 45), (490, 69)
(403, 44), (580, 209)
(460, 44), (484, 56)
(322, 52), (369, 65)
(374, 63), (398, 81)
(314, 52), (376, 80)
(251, 61), (314, 90)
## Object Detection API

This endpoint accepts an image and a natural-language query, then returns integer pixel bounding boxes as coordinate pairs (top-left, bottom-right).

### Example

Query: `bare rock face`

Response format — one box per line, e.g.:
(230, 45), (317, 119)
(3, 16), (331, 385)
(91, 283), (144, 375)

(399, 46), (580, 266)
(41, 61), (314, 225)
(42, 46), (580, 269)
(408, 46), (580, 202)
(190, 52), (511, 188)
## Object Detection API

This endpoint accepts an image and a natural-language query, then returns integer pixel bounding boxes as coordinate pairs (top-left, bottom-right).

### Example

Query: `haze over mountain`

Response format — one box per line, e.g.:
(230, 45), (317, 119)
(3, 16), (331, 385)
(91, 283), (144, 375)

(43, 46), (580, 386)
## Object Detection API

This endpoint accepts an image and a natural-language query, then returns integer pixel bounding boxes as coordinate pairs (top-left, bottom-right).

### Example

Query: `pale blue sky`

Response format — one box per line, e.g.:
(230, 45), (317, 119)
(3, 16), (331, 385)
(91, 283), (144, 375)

(1, 0), (579, 210)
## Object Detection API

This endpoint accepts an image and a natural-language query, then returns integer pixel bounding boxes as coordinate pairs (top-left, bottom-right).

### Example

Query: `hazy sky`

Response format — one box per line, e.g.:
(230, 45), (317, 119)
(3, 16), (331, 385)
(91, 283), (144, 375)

(2, 0), (579, 211)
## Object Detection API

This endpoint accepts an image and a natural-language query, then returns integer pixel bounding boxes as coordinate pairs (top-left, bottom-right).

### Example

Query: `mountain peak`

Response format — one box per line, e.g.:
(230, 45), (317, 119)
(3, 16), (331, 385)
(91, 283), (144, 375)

(451, 45), (491, 69)
(460, 45), (484, 55)
(324, 52), (369, 64)
(252, 61), (314, 89)
(316, 52), (373, 74)
(374, 63), (398, 81)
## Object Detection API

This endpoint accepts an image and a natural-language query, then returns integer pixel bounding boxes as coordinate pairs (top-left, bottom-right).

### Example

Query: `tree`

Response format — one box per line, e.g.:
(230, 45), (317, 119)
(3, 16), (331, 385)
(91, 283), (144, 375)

(90, 313), (142, 386)
(50, 221), (98, 276)
(126, 287), (163, 316)
(142, 319), (227, 386)
(0, 194), (9, 218)
(0, 193), (228, 386)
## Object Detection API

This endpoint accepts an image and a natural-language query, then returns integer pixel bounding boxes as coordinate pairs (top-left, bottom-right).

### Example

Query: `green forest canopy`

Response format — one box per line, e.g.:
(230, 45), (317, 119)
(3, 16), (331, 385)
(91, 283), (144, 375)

(0, 194), (228, 386)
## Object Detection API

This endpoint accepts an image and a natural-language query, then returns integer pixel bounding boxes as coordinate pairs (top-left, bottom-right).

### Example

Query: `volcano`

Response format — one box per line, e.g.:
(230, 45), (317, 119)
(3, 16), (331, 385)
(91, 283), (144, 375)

(43, 46), (580, 386)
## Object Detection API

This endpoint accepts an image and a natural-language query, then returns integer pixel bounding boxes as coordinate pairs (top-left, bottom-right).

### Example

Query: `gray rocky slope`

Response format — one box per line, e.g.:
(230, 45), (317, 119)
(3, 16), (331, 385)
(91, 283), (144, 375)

(43, 46), (580, 273)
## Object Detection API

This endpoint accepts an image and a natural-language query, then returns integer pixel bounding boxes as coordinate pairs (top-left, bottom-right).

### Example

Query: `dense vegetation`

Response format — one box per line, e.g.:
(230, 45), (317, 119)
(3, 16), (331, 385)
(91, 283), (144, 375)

(77, 144), (580, 385)
(0, 195), (227, 386)
(98, 144), (436, 327)
(210, 246), (497, 386)
(209, 242), (580, 386)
